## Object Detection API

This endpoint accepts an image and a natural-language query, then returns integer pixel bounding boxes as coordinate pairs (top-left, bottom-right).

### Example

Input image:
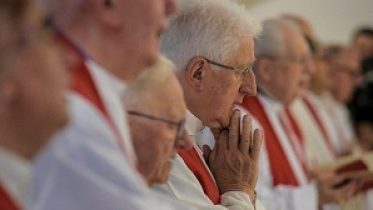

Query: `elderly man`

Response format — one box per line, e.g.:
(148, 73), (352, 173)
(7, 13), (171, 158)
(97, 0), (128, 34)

(0, 0), (69, 209)
(153, 0), (264, 209)
(321, 46), (362, 155)
(125, 57), (193, 186)
(241, 18), (359, 210)
(28, 0), (181, 209)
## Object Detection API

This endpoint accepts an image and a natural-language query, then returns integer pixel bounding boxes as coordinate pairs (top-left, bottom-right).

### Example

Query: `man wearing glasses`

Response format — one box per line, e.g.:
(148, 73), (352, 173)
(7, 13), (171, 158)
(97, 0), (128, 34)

(323, 47), (362, 155)
(125, 56), (192, 186)
(153, 0), (265, 209)
(241, 19), (358, 210)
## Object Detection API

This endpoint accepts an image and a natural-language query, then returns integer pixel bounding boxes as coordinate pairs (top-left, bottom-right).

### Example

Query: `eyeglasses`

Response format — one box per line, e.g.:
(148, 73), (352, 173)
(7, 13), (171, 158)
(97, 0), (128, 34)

(204, 58), (253, 76)
(333, 63), (361, 79)
(127, 111), (186, 144)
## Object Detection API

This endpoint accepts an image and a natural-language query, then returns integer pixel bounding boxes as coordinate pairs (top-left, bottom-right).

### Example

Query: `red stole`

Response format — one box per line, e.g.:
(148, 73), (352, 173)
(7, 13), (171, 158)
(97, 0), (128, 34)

(55, 34), (128, 160)
(0, 183), (19, 210)
(242, 96), (300, 186)
(281, 109), (310, 181)
(303, 97), (336, 156)
(178, 147), (221, 204)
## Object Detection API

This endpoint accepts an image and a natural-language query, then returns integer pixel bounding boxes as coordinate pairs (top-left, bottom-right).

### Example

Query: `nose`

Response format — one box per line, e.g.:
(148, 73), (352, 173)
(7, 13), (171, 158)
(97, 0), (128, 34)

(175, 130), (193, 149)
(164, 0), (177, 17)
(240, 71), (257, 96)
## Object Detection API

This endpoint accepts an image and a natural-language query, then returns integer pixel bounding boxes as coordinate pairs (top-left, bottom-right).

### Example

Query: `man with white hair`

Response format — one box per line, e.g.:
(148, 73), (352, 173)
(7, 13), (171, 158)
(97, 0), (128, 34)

(154, 0), (265, 209)
(27, 0), (182, 209)
(241, 18), (358, 210)
(125, 57), (193, 186)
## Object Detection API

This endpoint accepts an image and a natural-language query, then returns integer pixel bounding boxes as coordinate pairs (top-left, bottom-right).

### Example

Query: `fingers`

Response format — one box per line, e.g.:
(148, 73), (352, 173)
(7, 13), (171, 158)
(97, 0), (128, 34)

(239, 114), (251, 155)
(228, 110), (240, 150)
(212, 129), (228, 160)
(249, 129), (263, 161)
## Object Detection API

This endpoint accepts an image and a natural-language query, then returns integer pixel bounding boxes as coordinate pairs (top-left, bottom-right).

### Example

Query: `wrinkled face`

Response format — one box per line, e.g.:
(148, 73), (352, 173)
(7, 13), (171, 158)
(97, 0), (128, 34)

(330, 50), (361, 103)
(267, 29), (313, 105)
(119, 0), (176, 75)
(129, 74), (191, 185)
(198, 37), (257, 128)
(0, 3), (69, 157)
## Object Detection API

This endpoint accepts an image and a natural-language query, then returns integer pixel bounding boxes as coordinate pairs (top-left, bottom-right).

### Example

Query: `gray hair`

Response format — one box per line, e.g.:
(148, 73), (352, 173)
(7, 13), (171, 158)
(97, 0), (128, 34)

(254, 18), (301, 59)
(123, 56), (174, 107)
(161, 0), (261, 71)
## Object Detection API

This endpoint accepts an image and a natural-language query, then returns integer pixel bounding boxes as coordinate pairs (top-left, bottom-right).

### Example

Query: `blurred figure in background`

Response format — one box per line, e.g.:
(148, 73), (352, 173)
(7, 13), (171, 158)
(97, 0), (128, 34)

(242, 18), (358, 210)
(352, 27), (373, 61)
(321, 46), (362, 155)
(0, 0), (69, 209)
(27, 0), (184, 210)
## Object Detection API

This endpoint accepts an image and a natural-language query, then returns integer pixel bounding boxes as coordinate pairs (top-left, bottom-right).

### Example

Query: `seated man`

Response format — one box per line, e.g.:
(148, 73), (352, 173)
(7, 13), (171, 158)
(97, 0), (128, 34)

(125, 56), (193, 185)
(0, 0), (69, 209)
(154, 0), (265, 209)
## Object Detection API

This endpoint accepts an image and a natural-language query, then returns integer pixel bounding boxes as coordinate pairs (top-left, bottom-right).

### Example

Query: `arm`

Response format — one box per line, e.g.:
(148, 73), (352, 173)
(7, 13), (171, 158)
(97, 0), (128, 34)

(154, 154), (261, 210)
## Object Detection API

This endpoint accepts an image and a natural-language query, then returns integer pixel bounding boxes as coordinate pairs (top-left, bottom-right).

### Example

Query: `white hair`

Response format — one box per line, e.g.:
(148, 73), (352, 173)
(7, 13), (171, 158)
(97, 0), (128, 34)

(254, 18), (302, 59)
(123, 56), (175, 107)
(161, 0), (261, 71)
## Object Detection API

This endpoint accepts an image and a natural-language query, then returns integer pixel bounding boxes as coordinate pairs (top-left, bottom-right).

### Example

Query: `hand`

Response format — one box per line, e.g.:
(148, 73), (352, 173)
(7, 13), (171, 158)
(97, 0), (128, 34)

(317, 172), (359, 204)
(207, 110), (263, 199)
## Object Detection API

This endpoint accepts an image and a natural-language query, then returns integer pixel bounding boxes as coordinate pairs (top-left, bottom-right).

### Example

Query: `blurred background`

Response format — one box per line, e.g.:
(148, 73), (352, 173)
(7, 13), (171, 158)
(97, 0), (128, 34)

(238, 0), (373, 44)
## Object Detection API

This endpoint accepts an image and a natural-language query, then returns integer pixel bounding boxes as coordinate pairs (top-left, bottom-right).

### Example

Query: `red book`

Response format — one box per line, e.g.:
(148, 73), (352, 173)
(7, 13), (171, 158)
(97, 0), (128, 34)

(335, 159), (373, 192)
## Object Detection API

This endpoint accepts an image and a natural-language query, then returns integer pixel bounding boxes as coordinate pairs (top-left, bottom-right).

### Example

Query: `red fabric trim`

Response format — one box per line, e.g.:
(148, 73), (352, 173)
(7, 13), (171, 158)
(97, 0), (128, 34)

(241, 96), (299, 186)
(0, 184), (20, 210)
(178, 147), (221, 204)
(55, 34), (128, 161)
(303, 98), (336, 156)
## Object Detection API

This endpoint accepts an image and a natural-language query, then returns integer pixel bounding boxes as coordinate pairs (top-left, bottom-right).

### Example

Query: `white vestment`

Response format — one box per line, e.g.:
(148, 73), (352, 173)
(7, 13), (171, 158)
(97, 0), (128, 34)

(0, 148), (32, 208)
(242, 94), (319, 210)
(26, 93), (192, 210)
(153, 111), (265, 210)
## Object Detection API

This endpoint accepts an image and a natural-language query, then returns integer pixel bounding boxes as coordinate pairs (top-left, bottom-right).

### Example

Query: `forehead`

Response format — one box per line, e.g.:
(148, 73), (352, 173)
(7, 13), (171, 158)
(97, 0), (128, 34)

(284, 29), (309, 56)
(149, 74), (186, 119)
(228, 36), (255, 65)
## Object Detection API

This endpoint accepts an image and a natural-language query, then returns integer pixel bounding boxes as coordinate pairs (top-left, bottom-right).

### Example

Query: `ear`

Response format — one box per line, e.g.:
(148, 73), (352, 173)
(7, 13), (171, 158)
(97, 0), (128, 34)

(92, 0), (123, 28)
(184, 57), (208, 92)
(254, 57), (273, 83)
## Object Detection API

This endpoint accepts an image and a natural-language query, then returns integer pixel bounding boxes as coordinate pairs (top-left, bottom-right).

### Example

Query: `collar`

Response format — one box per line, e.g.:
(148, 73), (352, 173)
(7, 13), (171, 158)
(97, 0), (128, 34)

(86, 59), (127, 98)
(185, 110), (205, 136)
(85, 59), (137, 166)
(0, 147), (32, 207)
(258, 87), (284, 115)
(320, 91), (345, 111)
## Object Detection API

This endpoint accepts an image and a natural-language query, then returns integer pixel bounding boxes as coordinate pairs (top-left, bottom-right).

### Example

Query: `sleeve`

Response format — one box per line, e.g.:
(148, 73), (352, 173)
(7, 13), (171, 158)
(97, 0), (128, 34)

(153, 155), (262, 210)
(257, 142), (318, 210)
(26, 95), (189, 210)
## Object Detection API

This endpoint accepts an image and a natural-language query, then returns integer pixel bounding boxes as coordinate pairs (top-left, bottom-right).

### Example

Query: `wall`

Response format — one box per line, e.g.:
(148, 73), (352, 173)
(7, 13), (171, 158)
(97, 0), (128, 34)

(244, 0), (373, 45)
